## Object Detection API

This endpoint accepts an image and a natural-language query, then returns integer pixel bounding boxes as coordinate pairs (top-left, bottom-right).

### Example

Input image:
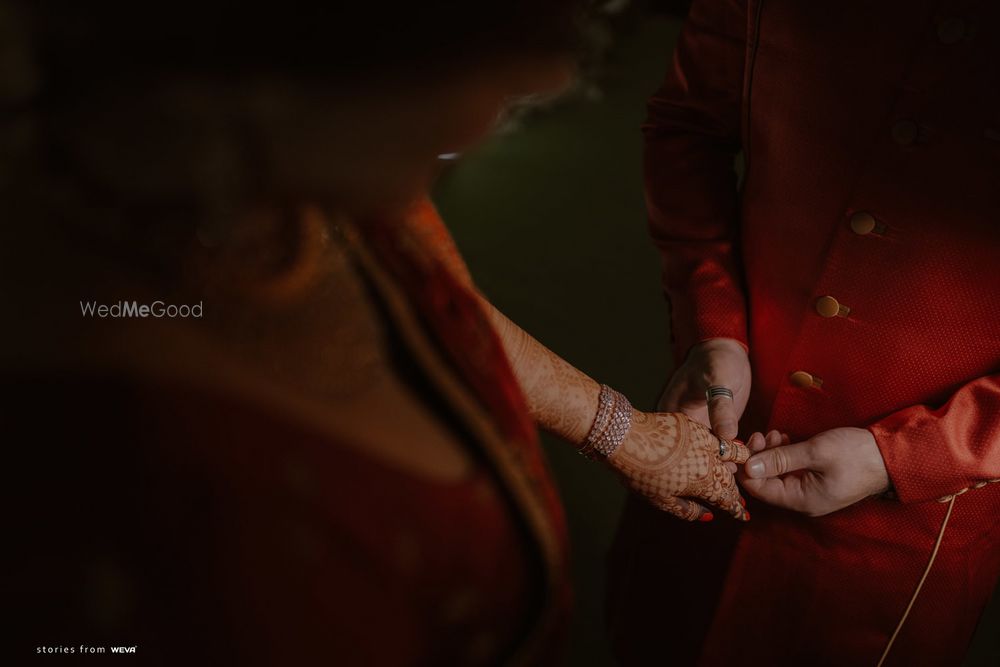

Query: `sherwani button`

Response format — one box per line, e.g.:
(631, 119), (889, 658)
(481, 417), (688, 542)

(790, 371), (815, 388)
(815, 296), (842, 318)
(849, 212), (877, 235)
(937, 18), (967, 44)
(892, 120), (920, 146)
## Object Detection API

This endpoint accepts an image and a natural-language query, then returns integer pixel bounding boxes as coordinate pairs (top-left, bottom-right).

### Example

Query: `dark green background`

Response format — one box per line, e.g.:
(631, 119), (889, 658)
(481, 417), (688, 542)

(434, 16), (1000, 667)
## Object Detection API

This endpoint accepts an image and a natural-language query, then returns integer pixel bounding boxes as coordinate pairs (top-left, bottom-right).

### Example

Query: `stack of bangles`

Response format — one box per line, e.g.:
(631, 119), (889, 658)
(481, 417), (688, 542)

(578, 384), (633, 460)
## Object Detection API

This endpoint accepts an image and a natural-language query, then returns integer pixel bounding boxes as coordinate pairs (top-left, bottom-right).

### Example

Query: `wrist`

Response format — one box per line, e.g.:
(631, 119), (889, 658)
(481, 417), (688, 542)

(856, 427), (891, 495)
(695, 337), (749, 357)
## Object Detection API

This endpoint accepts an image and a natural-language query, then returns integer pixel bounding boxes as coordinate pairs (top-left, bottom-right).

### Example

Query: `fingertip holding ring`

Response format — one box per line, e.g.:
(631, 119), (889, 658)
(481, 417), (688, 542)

(728, 439), (752, 465)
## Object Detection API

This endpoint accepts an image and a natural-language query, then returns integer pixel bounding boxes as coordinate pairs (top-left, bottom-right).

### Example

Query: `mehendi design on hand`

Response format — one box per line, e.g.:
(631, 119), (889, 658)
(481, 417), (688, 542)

(480, 300), (749, 521)
(486, 303), (599, 445)
(609, 412), (749, 522)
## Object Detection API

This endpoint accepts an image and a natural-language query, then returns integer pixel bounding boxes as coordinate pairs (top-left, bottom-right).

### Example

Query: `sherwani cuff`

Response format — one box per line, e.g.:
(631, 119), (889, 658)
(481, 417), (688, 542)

(868, 375), (1000, 504)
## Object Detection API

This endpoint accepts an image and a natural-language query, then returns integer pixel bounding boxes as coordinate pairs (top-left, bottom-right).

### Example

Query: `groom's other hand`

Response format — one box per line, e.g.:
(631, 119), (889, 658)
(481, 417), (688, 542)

(659, 337), (750, 441)
(741, 427), (892, 516)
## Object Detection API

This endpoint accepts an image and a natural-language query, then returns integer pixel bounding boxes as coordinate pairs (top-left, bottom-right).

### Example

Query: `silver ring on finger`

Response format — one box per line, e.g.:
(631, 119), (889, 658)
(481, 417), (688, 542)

(706, 385), (734, 401)
(718, 437), (729, 458)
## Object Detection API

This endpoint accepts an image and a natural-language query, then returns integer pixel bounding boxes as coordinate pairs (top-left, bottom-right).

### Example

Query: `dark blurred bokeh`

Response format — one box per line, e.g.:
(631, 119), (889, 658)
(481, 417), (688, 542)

(434, 10), (1000, 667)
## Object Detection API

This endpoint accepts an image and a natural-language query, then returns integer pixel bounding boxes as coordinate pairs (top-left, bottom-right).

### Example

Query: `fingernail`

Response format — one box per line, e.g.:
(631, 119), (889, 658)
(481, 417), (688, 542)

(700, 513), (714, 522)
(734, 439), (744, 445)
(747, 459), (765, 478)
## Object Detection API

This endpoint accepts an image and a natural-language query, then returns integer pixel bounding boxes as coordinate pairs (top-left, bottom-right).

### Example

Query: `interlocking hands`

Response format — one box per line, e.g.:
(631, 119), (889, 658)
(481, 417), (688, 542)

(652, 340), (891, 519)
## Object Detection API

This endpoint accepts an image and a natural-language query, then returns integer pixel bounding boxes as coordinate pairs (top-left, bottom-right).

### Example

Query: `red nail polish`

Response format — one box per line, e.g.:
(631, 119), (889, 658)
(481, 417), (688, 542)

(740, 497), (746, 508)
(743, 511), (751, 521)
(700, 513), (714, 522)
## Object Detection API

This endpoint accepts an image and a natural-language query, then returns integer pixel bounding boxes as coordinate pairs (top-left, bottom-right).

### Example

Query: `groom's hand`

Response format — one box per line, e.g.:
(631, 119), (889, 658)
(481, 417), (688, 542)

(658, 338), (750, 441)
(741, 427), (891, 516)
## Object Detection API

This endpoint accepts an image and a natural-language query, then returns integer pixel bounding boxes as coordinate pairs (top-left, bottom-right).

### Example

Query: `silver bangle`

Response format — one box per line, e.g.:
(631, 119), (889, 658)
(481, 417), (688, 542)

(580, 384), (633, 460)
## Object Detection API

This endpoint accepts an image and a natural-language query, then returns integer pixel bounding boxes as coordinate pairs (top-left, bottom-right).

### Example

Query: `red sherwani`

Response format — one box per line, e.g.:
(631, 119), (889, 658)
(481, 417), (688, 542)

(608, 1), (1000, 665)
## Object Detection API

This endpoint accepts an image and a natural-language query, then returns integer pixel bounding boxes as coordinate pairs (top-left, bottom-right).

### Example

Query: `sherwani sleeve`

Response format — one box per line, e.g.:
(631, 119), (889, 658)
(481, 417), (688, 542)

(644, 0), (749, 364)
(869, 372), (1000, 504)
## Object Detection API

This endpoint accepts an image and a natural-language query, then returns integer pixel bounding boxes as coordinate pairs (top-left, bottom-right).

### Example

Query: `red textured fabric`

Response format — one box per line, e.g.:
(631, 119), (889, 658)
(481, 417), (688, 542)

(6, 204), (571, 664)
(361, 205), (573, 658)
(4, 376), (538, 665)
(642, 0), (750, 362)
(609, 1), (1000, 665)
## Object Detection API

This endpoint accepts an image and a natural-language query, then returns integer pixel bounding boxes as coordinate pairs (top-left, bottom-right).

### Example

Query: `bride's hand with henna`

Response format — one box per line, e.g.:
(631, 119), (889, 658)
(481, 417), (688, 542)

(607, 411), (751, 522)
(479, 304), (750, 522)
